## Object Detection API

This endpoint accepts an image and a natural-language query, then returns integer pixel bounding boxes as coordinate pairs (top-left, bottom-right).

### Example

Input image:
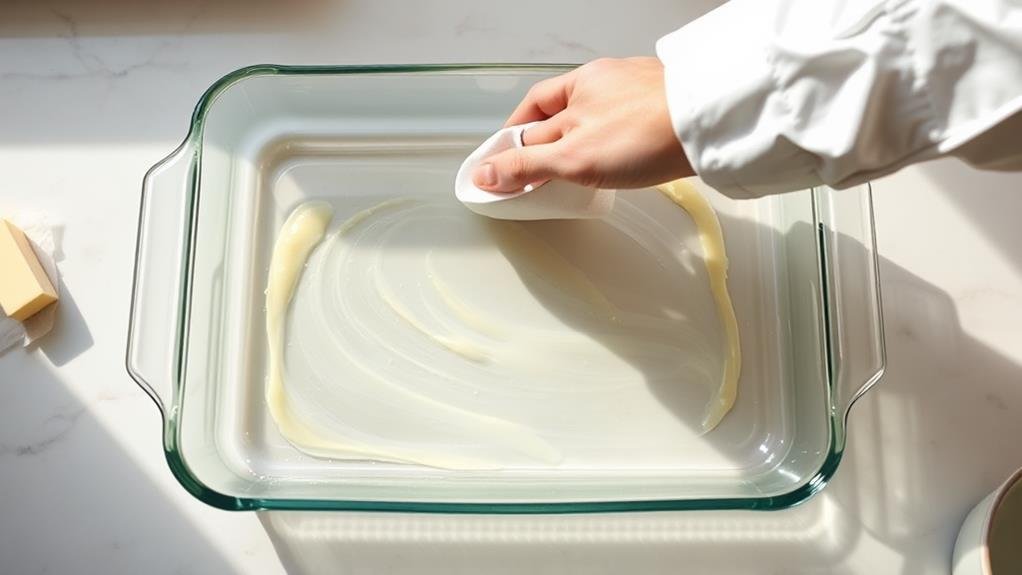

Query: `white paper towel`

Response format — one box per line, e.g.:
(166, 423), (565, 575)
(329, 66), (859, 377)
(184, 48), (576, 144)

(455, 122), (615, 220)
(0, 215), (60, 354)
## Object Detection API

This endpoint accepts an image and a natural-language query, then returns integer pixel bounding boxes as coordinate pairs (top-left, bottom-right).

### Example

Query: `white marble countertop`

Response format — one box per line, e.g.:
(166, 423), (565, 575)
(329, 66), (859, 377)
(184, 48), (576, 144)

(2, 1), (1021, 573)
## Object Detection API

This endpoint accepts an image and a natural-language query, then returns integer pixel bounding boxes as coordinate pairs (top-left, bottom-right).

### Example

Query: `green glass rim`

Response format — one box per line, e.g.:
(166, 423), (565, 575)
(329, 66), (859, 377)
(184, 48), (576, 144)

(127, 63), (882, 513)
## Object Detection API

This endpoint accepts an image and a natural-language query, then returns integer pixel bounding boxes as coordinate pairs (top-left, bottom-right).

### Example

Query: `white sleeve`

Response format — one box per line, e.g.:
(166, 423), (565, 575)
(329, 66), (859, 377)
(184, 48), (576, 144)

(657, 0), (1022, 198)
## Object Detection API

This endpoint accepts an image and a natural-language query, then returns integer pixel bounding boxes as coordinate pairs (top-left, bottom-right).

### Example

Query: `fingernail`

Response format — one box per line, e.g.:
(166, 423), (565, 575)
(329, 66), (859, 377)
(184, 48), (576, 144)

(474, 163), (497, 187)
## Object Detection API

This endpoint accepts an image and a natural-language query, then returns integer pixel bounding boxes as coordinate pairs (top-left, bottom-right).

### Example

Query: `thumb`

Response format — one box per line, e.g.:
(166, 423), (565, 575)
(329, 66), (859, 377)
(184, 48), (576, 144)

(472, 144), (563, 193)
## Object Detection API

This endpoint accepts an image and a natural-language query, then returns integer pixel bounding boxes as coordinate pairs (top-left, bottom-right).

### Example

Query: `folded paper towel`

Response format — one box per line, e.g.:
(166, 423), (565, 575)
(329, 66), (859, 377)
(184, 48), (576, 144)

(455, 122), (615, 220)
(0, 214), (60, 354)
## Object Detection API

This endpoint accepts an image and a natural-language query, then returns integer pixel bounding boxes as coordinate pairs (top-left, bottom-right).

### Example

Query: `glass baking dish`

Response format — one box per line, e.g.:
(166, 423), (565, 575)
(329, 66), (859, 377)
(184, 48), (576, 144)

(126, 65), (885, 512)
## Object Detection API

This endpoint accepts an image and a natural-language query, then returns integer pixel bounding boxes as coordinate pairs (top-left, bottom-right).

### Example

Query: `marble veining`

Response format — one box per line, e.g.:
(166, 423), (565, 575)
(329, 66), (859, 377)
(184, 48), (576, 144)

(0, 406), (84, 457)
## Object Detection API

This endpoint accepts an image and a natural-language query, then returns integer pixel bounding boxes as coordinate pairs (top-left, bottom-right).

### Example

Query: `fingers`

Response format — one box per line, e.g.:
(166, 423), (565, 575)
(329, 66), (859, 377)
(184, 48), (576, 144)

(521, 115), (569, 146)
(472, 143), (564, 193)
(503, 70), (577, 127)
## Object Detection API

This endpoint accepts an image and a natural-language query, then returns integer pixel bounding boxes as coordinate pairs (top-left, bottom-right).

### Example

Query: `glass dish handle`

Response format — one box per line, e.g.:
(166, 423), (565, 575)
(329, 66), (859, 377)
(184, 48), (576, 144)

(815, 184), (887, 440)
(126, 142), (196, 418)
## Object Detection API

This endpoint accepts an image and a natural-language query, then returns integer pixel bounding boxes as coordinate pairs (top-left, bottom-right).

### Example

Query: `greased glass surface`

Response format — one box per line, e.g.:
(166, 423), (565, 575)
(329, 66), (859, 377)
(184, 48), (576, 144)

(127, 66), (885, 512)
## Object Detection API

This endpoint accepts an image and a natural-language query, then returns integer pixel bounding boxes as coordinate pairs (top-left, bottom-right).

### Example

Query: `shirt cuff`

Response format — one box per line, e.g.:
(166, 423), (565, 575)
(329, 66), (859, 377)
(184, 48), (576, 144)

(656, 0), (957, 198)
(657, 1), (796, 199)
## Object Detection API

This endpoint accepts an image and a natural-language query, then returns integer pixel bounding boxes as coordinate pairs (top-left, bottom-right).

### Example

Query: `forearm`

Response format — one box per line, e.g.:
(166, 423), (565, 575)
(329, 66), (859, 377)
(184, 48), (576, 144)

(659, 0), (1022, 198)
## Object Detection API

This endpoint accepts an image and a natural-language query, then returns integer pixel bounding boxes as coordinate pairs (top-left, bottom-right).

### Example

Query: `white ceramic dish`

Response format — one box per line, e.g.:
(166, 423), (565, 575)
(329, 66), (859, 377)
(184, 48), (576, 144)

(953, 467), (1022, 574)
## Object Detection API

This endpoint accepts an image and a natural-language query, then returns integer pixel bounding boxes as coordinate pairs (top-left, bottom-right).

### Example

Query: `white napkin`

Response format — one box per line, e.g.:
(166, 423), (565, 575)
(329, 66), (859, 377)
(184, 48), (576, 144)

(0, 215), (60, 354)
(455, 123), (615, 220)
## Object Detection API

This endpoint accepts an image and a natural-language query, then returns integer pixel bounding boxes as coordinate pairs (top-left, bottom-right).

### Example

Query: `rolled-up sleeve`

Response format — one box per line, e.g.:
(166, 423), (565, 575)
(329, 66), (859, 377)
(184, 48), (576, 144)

(657, 0), (1022, 198)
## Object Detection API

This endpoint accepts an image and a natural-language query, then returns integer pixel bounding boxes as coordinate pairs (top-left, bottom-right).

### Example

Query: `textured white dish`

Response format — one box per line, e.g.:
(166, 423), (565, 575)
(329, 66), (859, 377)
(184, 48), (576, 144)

(953, 467), (1022, 575)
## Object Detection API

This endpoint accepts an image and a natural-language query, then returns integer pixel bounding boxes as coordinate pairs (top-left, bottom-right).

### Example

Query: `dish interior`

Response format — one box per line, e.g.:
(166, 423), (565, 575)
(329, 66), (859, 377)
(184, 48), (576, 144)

(177, 70), (831, 504)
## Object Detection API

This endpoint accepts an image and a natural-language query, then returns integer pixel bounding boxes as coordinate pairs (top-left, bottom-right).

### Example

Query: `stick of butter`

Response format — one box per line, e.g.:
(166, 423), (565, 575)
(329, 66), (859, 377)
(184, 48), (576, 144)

(0, 219), (58, 321)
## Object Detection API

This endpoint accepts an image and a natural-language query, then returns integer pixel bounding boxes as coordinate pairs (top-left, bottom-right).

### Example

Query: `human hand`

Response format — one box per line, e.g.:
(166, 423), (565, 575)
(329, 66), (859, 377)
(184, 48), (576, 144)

(472, 57), (694, 192)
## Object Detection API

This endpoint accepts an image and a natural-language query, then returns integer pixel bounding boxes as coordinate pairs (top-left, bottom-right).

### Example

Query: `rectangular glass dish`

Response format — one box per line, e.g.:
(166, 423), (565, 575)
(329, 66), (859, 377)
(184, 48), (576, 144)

(127, 65), (885, 512)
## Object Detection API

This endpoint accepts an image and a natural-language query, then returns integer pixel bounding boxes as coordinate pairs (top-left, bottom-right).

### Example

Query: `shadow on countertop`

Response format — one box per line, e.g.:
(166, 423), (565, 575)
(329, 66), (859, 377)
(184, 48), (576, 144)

(0, 283), (244, 574)
(255, 177), (1022, 575)
(256, 242), (1022, 575)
